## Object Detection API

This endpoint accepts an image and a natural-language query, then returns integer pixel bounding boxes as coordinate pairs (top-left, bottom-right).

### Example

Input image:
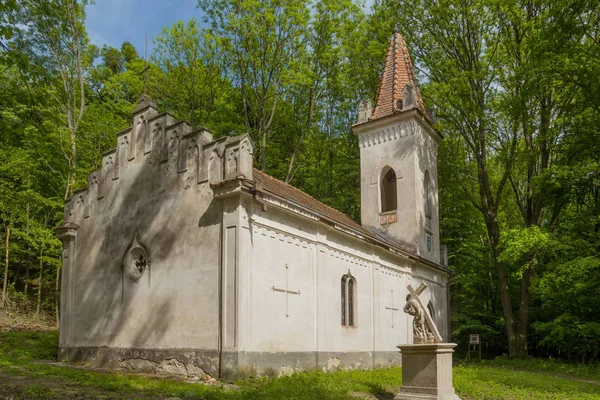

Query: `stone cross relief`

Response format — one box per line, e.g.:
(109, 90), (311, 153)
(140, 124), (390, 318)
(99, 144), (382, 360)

(403, 282), (443, 344)
(385, 289), (400, 328)
(271, 263), (301, 318)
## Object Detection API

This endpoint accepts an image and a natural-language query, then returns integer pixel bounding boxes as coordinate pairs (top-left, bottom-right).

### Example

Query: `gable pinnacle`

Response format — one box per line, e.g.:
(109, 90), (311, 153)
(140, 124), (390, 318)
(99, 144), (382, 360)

(370, 31), (426, 121)
(134, 93), (157, 113)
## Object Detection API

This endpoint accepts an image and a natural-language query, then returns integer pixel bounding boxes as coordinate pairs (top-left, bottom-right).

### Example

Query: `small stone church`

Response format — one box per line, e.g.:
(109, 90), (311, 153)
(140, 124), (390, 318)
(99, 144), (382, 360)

(55, 31), (449, 379)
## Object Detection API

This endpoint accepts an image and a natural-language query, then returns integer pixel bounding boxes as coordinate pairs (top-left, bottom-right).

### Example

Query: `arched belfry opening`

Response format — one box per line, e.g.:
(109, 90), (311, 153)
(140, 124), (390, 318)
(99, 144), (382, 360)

(381, 167), (397, 212)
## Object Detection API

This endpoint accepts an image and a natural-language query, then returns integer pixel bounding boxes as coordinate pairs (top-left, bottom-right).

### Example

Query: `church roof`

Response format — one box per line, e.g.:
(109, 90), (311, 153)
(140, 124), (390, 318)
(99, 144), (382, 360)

(370, 31), (426, 121)
(252, 169), (376, 238)
(248, 169), (448, 272)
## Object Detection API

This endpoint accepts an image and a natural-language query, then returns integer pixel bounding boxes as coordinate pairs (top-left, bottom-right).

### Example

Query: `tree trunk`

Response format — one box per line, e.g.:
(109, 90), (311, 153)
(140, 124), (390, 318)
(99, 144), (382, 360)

(286, 87), (316, 183)
(24, 203), (30, 296)
(2, 224), (10, 307)
(36, 246), (44, 318)
(24, 261), (30, 297)
(261, 127), (267, 171)
(493, 249), (517, 357)
(515, 264), (533, 357)
(12, 265), (20, 289)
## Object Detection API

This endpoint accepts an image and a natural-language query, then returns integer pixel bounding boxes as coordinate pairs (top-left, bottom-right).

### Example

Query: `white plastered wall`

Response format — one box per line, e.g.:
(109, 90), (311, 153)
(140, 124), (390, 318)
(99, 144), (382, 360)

(235, 199), (449, 356)
(354, 111), (442, 265)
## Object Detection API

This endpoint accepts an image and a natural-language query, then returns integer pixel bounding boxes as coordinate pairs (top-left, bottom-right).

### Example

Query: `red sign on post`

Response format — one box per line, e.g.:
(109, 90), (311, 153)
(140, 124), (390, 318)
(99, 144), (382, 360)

(470, 334), (480, 345)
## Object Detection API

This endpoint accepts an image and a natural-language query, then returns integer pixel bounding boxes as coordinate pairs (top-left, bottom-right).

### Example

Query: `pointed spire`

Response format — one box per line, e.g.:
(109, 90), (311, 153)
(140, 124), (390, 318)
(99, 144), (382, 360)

(370, 31), (426, 121)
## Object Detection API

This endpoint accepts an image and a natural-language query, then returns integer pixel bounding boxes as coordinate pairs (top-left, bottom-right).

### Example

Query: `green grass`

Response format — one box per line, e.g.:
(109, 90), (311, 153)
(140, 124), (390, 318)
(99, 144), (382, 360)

(0, 330), (598, 399)
(477, 356), (600, 381)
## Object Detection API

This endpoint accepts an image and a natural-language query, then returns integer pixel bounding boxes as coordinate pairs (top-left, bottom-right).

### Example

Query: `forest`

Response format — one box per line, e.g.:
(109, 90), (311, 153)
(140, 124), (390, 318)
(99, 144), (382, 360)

(0, 0), (598, 363)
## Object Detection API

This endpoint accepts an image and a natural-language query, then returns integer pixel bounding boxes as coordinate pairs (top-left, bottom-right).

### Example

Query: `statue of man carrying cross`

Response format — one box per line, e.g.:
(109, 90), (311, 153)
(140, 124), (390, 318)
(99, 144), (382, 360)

(403, 282), (443, 344)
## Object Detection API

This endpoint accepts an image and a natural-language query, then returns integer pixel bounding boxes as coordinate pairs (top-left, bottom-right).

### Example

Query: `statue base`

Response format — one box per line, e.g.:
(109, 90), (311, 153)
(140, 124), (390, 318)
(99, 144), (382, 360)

(394, 343), (461, 400)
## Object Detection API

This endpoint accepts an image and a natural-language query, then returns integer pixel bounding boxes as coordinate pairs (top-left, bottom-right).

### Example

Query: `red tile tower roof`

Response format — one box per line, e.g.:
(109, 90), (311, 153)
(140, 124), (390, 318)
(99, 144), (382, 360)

(370, 31), (426, 121)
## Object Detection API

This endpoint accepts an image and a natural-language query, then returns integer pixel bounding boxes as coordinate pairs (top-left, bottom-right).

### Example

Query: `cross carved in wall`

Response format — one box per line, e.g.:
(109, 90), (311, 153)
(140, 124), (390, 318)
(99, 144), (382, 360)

(271, 263), (301, 318)
(385, 288), (400, 328)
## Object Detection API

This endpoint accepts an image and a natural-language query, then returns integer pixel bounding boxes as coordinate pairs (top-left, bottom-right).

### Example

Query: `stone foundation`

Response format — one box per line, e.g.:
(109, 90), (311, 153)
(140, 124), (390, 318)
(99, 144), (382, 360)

(59, 347), (220, 378)
(59, 347), (402, 380)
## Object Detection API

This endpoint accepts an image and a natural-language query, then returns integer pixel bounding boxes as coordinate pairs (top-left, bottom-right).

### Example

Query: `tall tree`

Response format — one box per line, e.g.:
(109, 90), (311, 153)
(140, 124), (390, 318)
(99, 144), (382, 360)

(199, 0), (310, 171)
(20, 0), (90, 197)
(153, 19), (230, 128)
(375, 0), (524, 355)
(283, 0), (362, 183)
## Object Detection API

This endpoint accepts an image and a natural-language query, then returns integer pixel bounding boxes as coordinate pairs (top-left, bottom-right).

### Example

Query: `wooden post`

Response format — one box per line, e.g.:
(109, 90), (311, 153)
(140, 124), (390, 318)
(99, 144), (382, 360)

(36, 245), (43, 318)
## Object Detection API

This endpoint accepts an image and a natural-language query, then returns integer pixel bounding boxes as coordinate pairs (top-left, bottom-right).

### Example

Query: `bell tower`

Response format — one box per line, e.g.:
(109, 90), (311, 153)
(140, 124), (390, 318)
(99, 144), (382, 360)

(352, 30), (443, 264)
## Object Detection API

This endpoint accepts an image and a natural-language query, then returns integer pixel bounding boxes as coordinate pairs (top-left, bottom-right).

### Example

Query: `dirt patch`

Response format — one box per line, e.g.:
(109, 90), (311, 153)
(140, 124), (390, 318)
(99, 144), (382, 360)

(0, 311), (56, 333)
(347, 391), (395, 400)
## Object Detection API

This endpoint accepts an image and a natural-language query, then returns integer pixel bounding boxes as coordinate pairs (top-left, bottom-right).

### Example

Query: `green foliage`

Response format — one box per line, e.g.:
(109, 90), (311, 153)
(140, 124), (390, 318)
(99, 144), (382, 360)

(371, 0), (600, 359)
(499, 227), (552, 264)
(2, 0), (600, 365)
(152, 19), (236, 131)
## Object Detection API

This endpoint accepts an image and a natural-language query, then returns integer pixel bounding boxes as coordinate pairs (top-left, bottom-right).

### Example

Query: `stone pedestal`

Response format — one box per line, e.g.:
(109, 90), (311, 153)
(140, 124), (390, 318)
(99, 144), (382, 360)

(395, 343), (460, 400)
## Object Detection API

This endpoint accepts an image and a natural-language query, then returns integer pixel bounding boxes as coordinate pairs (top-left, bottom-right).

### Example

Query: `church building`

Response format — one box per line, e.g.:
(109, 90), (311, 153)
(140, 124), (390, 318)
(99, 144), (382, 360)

(55, 31), (449, 380)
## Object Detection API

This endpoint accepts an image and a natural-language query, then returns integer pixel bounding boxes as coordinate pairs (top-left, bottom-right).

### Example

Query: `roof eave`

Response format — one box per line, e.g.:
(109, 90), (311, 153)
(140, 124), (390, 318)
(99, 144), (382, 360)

(212, 176), (452, 275)
(352, 108), (443, 141)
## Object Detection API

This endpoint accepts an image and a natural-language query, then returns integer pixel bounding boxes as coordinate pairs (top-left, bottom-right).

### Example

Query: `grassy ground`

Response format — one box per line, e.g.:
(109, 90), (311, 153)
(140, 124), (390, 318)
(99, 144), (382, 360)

(0, 330), (598, 399)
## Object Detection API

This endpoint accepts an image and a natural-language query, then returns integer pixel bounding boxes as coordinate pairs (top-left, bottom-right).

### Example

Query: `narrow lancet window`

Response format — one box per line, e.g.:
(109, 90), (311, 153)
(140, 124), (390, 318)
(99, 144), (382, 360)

(341, 275), (347, 326)
(341, 272), (357, 327)
(381, 167), (397, 212)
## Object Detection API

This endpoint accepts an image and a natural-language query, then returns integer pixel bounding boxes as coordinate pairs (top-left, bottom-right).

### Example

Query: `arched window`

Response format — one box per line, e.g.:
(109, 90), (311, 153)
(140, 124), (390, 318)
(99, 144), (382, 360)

(424, 170), (432, 226)
(381, 167), (397, 212)
(341, 273), (357, 327)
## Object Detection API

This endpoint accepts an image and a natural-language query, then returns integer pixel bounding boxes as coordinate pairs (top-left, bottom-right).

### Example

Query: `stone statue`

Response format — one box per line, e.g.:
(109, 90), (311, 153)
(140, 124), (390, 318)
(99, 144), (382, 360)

(401, 84), (416, 111)
(357, 99), (373, 123)
(403, 283), (443, 344)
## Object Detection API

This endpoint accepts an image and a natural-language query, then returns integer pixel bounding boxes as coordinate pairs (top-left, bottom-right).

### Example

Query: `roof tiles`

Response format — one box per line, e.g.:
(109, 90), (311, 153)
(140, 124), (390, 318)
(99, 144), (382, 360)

(370, 32), (426, 121)
(252, 169), (376, 238)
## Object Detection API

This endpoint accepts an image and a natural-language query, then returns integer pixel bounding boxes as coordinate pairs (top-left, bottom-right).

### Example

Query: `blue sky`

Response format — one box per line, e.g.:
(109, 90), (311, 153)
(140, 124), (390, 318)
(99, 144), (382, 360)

(86, 0), (374, 56)
(86, 0), (204, 55)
